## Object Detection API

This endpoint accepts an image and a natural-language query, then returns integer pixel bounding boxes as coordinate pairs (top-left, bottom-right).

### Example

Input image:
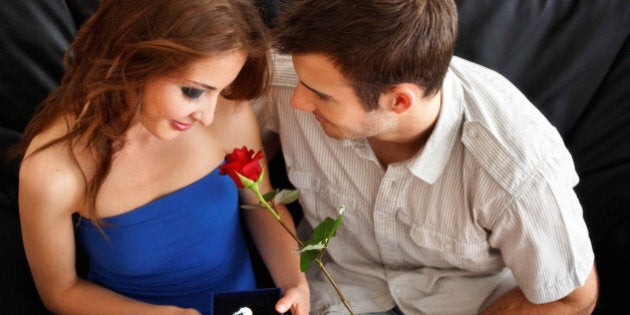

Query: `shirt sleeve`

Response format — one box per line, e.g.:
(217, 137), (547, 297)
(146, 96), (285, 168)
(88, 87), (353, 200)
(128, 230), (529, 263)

(485, 142), (595, 303)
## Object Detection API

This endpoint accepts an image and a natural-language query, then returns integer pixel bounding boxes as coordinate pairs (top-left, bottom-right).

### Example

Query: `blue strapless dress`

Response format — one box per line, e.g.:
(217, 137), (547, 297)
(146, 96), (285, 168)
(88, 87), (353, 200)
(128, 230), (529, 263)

(74, 166), (256, 314)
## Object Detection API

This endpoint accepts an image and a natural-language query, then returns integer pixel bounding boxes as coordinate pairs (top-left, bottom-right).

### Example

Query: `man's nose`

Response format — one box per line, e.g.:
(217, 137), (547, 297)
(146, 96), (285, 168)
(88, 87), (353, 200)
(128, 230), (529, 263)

(290, 84), (315, 112)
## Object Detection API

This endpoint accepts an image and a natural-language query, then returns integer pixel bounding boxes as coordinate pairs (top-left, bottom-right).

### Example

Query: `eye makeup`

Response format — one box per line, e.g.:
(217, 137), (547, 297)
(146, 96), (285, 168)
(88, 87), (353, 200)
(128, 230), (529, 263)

(180, 86), (205, 99)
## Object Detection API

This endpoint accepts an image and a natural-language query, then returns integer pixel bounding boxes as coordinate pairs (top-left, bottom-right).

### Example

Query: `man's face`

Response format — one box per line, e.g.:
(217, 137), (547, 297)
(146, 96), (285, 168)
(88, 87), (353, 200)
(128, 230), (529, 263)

(290, 53), (393, 140)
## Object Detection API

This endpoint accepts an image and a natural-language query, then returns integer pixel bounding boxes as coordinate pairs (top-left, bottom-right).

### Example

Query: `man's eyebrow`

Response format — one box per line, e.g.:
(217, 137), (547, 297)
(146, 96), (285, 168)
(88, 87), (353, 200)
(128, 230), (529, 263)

(300, 81), (331, 99)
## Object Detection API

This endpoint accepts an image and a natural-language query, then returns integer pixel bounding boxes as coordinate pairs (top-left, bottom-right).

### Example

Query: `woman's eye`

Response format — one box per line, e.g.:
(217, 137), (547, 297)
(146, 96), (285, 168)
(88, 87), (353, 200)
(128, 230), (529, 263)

(181, 87), (205, 99)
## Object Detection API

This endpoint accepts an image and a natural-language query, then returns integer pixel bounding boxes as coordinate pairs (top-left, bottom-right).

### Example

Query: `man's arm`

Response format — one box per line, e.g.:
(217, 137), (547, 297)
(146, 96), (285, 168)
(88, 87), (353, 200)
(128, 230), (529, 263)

(482, 264), (598, 315)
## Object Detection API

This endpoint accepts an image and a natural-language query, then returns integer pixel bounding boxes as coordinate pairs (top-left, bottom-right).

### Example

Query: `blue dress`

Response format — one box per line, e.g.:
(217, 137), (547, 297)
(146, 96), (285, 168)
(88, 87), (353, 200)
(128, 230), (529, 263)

(74, 166), (256, 314)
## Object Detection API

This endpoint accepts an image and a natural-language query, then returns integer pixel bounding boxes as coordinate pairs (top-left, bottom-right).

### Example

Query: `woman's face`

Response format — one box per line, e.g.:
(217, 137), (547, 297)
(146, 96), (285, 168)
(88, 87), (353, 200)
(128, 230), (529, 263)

(136, 50), (247, 141)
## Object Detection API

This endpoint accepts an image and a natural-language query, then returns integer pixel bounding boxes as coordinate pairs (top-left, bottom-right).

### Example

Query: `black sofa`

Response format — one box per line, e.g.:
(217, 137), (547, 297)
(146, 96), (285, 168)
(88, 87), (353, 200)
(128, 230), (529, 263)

(1, 1), (628, 314)
(454, 1), (630, 313)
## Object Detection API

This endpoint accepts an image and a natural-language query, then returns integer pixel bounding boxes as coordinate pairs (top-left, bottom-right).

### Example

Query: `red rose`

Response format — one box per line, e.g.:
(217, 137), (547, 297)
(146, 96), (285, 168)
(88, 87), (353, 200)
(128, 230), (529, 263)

(220, 146), (264, 188)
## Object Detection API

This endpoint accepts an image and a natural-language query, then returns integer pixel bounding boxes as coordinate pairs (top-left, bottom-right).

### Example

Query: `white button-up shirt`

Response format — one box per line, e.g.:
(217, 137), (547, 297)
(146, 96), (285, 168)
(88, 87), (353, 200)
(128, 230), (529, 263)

(255, 54), (594, 314)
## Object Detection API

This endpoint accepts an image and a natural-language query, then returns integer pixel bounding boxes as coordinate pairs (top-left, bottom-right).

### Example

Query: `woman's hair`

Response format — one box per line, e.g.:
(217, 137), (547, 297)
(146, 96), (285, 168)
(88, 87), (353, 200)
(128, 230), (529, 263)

(17, 0), (270, 225)
(273, 0), (457, 111)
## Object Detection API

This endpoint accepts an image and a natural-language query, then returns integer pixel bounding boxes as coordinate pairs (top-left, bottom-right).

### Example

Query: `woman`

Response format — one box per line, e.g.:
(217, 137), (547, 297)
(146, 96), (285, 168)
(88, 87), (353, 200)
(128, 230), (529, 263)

(16, 0), (309, 314)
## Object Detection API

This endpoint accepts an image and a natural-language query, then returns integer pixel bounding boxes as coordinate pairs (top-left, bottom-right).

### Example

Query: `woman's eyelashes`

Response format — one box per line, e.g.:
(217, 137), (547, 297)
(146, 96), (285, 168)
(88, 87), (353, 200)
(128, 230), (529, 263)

(181, 86), (205, 100)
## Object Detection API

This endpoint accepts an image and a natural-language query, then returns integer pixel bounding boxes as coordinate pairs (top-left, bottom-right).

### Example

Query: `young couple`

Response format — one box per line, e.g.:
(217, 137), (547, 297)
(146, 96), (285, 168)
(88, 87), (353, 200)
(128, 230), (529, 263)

(18, 0), (597, 314)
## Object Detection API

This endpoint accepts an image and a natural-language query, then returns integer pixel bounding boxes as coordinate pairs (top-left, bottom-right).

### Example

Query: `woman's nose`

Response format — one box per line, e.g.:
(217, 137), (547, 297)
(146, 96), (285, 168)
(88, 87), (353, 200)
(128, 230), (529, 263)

(192, 99), (217, 126)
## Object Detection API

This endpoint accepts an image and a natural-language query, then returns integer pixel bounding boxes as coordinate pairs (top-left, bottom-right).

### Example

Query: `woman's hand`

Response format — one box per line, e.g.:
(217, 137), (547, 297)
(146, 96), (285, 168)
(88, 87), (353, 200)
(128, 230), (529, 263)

(276, 282), (310, 315)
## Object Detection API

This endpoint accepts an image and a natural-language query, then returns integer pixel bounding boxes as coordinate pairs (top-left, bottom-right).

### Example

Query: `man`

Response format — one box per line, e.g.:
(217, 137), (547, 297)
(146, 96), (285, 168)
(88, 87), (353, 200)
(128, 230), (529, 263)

(255, 0), (598, 313)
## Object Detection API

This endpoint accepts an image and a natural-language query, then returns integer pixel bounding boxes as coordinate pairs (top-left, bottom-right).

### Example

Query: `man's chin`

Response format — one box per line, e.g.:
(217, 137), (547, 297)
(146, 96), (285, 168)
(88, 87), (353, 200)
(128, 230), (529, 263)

(321, 128), (352, 140)
(325, 133), (344, 140)
(317, 121), (356, 140)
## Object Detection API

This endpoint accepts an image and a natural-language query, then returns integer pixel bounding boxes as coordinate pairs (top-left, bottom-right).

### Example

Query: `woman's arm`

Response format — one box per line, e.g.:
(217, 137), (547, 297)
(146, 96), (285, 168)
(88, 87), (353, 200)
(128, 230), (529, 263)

(222, 99), (310, 314)
(19, 139), (199, 315)
(243, 202), (310, 315)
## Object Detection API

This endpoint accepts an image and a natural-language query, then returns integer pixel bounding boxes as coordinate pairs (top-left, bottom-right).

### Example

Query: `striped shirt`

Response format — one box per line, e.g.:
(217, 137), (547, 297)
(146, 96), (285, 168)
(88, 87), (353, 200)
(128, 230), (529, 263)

(255, 54), (594, 314)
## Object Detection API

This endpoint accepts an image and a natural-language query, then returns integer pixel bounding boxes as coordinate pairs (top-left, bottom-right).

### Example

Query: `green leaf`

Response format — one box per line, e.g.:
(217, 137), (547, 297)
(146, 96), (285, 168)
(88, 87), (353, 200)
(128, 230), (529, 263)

(262, 189), (279, 202)
(296, 242), (326, 252)
(313, 217), (337, 242)
(331, 205), (345, 235)
(300, 247), (320, 272)
(274, 189), (300, 205)
(297, 205), (346, 272)
(312, 205), (345, 243)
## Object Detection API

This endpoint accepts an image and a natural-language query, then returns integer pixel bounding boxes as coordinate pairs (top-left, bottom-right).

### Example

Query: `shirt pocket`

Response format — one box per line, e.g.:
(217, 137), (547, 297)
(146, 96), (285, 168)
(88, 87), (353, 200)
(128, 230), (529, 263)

(288, 169), (364, 232)
(407, 218), (503, 272)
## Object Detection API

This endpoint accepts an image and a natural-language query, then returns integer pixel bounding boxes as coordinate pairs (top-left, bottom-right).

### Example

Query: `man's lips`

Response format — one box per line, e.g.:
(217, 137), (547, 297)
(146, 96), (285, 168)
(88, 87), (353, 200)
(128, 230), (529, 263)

(171, 120), (193, 131)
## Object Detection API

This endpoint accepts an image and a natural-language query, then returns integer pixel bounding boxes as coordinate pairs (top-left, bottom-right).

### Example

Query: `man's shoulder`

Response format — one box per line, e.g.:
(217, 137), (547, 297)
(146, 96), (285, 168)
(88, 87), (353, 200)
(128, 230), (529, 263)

(449, 56), (525, 102)
(460, 115), (572, 196)
(449, 57), (572, 193)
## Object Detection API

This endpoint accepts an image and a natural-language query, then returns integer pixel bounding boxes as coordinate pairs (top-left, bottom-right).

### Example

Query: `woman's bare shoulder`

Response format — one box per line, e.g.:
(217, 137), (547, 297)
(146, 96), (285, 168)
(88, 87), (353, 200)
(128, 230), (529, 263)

(19, 116), (87, 216)
(212, 96), (263, 153)
(215, 96), (258, 122)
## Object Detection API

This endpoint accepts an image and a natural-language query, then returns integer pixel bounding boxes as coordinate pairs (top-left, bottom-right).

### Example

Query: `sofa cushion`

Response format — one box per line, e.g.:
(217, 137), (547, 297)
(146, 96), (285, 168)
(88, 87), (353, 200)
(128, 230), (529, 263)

(455, 0), (629, 137)
(0, 0), (78, 132)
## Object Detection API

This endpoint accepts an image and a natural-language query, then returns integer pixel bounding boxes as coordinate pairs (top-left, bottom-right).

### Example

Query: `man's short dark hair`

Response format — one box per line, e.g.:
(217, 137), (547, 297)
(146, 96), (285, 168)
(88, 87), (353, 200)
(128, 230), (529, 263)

(273, 0), (458, 110)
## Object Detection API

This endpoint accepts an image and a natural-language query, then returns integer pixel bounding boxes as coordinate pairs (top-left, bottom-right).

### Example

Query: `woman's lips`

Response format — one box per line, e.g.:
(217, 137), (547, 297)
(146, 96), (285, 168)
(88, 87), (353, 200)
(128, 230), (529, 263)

(171, 120), (193, 131)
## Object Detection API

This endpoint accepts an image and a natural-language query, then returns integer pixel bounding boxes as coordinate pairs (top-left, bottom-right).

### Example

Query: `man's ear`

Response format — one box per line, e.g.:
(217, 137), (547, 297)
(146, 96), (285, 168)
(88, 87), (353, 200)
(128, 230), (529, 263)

(388, 83), (417, 114)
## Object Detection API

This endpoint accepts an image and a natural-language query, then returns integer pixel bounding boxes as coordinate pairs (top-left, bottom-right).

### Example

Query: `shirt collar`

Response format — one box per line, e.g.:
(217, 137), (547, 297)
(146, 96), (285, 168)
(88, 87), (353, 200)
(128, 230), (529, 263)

(342, 66), (464, 183)
(407, 68), (464, 184)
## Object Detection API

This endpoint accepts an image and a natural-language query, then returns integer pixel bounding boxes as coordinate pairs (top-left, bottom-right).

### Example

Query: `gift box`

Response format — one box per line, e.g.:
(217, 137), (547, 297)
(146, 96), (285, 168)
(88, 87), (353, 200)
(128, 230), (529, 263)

(211, 287), (284, 315)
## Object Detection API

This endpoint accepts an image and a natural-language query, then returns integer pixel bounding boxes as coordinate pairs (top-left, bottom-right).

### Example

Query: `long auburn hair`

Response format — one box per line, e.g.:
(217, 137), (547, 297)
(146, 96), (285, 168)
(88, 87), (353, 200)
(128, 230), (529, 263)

(16, 0), (270, 226)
